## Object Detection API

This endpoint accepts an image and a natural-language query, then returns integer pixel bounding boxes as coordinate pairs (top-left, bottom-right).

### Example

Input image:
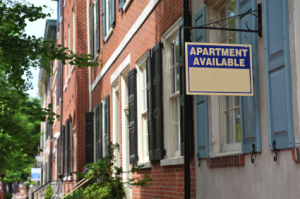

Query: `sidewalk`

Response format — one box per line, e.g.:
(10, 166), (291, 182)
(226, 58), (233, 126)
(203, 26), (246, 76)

(12, 191), (28, 199)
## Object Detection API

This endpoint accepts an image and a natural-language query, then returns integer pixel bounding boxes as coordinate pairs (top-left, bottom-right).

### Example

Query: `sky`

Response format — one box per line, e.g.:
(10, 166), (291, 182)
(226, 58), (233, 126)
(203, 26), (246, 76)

(25, 0), (57, 99)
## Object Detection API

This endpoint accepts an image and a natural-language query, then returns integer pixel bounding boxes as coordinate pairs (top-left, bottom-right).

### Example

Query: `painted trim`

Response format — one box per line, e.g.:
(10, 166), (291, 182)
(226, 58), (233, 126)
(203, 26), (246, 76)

(92, 0), (160, 91)
(123, 0), (132, 11)
(160, 156), (184, 166)
(54, 132), (60, 138)
(110, 54), (131, 84)
(71, 65), (75, 73)
(104, 27), (113, 42)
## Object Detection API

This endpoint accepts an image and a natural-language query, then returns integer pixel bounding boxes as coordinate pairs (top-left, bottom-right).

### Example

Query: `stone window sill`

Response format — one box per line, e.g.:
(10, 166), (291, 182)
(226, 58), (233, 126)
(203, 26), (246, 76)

(138, 161), (151, 169)
(160, 156), (184, 167)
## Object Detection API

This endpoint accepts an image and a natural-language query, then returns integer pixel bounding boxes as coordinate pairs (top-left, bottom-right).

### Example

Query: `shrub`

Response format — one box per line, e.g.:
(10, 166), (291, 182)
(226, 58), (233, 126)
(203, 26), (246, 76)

(44, 184), (53, 199)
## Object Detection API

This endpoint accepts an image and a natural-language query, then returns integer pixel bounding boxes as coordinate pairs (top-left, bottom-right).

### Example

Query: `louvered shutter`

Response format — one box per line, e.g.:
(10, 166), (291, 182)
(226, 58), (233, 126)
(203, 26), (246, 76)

(236, 0), (262, 153)
(45, 164), (47, 182)
(57, 137), (60, 174)
(57, 62), (61, 105)
(64, 120), (69, 176)
(146, 50), (154, 161)
(264, 0), (294, 149)
(118, 0), (125, 11)
(128, 68), (138, 164)
(48, 155), (51, 181)
(193, 7), (209, 158)
(151, 42), (164, 160)
(86, 112), (94, 164)
(101, 0), (106, 41)
(96, 0), (100, 53)
(69, 120), (72, 174)
(105, 96), (110, 158)
(109, 0), (115, 28)
(57, 0), (60, 34)
(90, 4), (94, 58)
(61, 125), (65, 175)
(96, 103), (103, 159)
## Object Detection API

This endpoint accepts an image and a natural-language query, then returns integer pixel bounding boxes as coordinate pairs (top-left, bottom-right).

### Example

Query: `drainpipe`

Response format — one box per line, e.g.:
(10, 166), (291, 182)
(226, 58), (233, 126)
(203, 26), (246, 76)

(183, 0), (191, 199)
(87, 0), (92, 112)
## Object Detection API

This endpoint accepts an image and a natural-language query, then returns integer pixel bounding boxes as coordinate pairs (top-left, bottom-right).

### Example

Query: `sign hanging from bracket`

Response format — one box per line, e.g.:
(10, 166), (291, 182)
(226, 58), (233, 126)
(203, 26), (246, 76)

(185, 42), (253, 96)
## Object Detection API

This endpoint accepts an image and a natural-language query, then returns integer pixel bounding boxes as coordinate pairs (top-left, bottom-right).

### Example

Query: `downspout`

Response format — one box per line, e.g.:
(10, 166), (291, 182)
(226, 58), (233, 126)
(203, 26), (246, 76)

(183, 0), (192, 199)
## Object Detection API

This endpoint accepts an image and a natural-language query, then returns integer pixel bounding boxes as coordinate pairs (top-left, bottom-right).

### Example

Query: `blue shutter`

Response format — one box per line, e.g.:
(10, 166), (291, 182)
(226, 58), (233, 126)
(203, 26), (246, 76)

(264, 0), (294, 149)
(57, 62), (61, 105)
(96, 0), (100, 53)
(101, 0), (106, 41)
(86, 112), (94, 164)
(57, 0), (61, 34)
(90, 4), (95, 58)
(194, 6), (209, 159)
(237, 0), (262, 153)
(110, 0), (115, 28)
(118, 0), (125, 11)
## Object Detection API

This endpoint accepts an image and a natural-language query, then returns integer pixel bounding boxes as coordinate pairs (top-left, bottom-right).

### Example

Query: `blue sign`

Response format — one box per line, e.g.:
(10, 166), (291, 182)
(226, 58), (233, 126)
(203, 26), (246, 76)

(185, 42), (253, 96)
(31, 168), (41, 181)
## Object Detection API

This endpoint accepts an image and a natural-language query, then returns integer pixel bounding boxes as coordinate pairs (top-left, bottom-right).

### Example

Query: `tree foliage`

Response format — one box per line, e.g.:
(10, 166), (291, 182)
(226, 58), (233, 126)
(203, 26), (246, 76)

(0, 0), (100, 175)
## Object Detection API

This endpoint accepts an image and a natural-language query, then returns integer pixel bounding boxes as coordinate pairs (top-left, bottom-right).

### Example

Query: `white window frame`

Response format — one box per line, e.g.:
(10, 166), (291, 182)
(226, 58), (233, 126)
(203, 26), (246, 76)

(112, 83), (120, 168)
(136, 54), (149, 164)
(101, 98), (107, 157)
(71, 7), (76, 73)
(209, 0), (242, 157)
(161, 18), (182, 161)
(104, 0), (113, 42)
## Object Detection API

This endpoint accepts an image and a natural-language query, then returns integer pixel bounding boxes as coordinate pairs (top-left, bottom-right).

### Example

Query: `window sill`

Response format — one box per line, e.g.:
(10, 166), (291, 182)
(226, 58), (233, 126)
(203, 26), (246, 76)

(207, 154), (245, 168)
(211, 151), (242, 158)
(138, 161), (151, 169)
(63, 85), (67, 92)
(160, 156), (184, 166)
(67, 75), (70, 84)
(104, 28), (113, 42)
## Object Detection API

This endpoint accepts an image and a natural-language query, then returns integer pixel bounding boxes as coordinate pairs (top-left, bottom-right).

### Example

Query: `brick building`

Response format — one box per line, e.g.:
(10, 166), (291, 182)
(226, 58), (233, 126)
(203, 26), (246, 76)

(36, 0), (300, 199)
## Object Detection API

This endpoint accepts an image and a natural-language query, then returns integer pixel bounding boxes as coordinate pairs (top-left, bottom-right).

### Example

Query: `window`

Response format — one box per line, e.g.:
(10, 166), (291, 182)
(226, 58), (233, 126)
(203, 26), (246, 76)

(137, 58), (149, 163)
(112, 84), (120, 167)
(162, 19), (181, 159)
(218, 0), (241, 154)
(118, 0), (131, 12)
(102, 0), (115, 42)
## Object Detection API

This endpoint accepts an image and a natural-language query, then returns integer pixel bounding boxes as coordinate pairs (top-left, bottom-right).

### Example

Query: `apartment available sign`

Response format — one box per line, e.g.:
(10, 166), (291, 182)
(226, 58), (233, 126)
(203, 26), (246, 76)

(31, 168), (41, 181)
(185, 43), (253, 96)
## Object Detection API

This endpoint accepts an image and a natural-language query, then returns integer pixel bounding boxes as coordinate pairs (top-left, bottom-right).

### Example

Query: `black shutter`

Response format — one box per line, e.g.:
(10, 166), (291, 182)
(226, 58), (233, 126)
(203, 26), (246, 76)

(146, 50), (154, 161)
(64, 120), (69, 176)
(48, 155), (51, 181)
(128, 68), (138, 164)
(110, 0), (115, 27)
(96, 0), (100, 53)
(101, 0), (106, 41)
(118, 0), (125, 11)
(105, 95), (110, 157)
(90, 4), (94, 58)
(86, 112), (94, 164)
(61, 125), (65, 175)
(57, 137), (60, 175)
(46, 121), (49, 138)
(151, 42), (164, 160)
(68, 119), (72, 174)
(178, 18), (185, 156)
(96, 103), (103, 159)
(57, 62), (61, 105)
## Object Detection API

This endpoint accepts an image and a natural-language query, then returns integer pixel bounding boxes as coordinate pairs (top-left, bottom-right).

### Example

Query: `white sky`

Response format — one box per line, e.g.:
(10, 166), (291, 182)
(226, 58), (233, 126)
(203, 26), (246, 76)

(25, 0), (57, 99)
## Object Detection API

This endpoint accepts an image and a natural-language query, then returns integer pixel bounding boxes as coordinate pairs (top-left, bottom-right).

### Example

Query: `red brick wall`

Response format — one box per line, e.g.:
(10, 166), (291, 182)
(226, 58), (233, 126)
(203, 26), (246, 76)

(91, 0), (195, 198)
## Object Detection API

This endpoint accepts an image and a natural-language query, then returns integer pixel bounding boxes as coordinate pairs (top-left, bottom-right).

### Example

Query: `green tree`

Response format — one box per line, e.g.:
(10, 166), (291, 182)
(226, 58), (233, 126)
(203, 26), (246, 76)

(45, 184), (54, 199)
(0, 0), (100, 176)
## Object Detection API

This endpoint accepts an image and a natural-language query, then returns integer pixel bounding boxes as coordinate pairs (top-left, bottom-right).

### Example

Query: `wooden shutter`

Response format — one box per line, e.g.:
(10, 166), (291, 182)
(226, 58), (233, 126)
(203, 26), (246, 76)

(118, 0), (125, 11)
(61, 125), (65, 175)
(146, 50), (154, 161)
(86, 112), (94, 164)
(105, 95), (110, 157)
(69, 119), (72, 174)
(90, 4), (94, 58)
(64, 120), (69, 176)
(57, 137), (60, 174)
(128, 68), (138, 164)
(193, 7), (209, 158)
(57, 62), (60, 105)
(101, 0), (106, 41)
(151, 42), (164, 160)
(264, 0), (294, 149)
(109, 0), (115, 28)
(96, 103), (103, 159)
(96, 0), (100, 53)
(48, 154), (51, 181)
(237, 0), (262, 153)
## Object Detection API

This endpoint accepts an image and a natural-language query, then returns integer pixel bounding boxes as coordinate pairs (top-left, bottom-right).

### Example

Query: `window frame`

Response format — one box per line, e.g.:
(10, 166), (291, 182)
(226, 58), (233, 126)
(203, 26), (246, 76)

(104, 0), (113, 42)
(136, 54), (149, 163)
(161, 18), (182, 160)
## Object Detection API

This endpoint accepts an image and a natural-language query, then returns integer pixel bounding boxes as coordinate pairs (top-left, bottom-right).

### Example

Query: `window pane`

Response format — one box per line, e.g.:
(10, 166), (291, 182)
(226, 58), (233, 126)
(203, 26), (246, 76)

(174, 124), (179, 151)
(226, 110), (234, 144)
(226, 96), (233, 109)
(173, 97), (178, 123)
(235, 108), (241, 142)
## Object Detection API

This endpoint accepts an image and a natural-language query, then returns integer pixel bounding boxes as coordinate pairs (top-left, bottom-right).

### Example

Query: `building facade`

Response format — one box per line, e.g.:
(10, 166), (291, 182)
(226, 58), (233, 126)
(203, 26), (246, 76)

(37, 0), (300, 198)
